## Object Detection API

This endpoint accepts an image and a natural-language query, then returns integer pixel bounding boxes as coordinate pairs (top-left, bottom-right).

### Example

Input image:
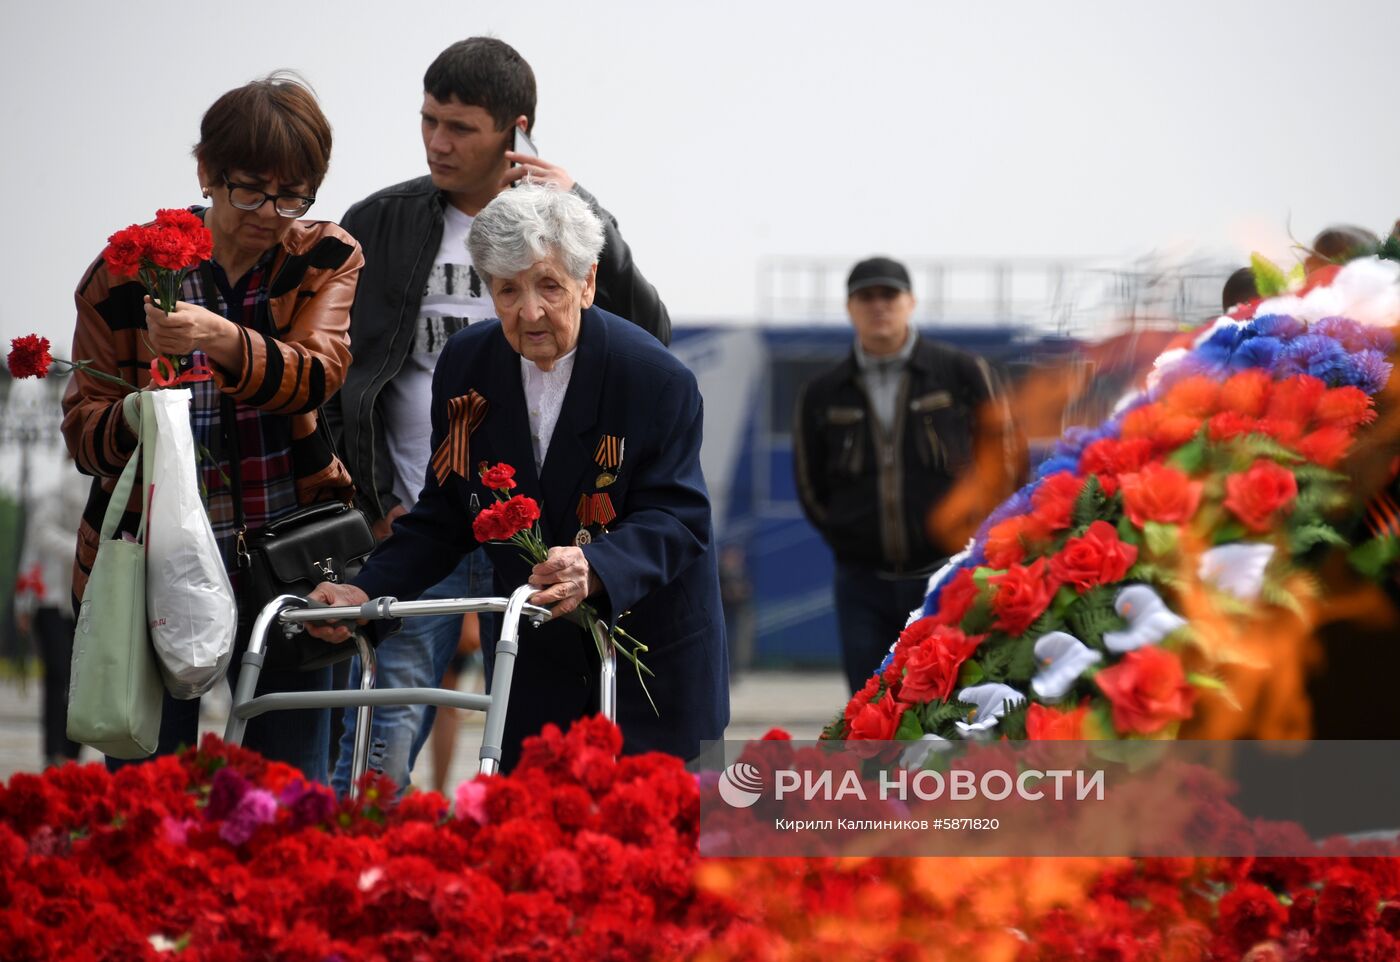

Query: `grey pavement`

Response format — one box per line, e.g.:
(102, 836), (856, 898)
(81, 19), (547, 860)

(0, 668), (850, 790)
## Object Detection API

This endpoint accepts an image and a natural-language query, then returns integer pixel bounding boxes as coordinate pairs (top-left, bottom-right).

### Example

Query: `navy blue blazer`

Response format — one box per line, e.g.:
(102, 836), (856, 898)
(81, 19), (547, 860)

(353, 306), (729, 769)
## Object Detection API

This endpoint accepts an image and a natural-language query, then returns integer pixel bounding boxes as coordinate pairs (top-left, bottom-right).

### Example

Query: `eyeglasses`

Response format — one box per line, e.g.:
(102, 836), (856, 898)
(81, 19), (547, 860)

(220, 172), (316, 218)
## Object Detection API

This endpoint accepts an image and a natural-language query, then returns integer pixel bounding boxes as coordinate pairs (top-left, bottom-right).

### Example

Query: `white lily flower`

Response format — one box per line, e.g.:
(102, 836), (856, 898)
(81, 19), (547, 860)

(953, 683), (1025, 737)
(899, 733), (954, 771)
(1198, 543), (1275, 602)
(1102, 584), (1187, 653)
(1031, 631), (1103, 702)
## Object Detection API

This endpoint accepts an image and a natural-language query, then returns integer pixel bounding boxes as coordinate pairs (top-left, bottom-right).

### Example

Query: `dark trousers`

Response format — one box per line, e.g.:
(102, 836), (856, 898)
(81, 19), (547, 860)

(106, 616), (332, 783)
(833, 562), (930, 695)
(34, 607), (80, 762)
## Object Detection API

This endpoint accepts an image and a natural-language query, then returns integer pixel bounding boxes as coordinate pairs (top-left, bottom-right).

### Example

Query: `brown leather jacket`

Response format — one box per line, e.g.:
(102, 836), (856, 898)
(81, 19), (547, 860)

(61, 218), (363, 607)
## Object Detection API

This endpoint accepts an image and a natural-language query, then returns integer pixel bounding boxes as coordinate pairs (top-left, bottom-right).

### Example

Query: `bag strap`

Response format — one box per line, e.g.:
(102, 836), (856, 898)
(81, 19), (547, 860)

(223, 392), (249, 569)
(100, 392), (150, 543)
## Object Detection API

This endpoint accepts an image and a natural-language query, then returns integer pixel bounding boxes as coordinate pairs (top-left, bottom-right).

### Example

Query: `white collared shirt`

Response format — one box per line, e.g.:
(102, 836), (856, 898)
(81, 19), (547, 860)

(521, 348), (578, 471)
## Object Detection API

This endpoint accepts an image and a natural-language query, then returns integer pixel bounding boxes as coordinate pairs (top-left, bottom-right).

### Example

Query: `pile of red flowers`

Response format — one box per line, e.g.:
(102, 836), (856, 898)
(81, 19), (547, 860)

(472, 494), (542, 543)
(0, 719), (735, 961)
(102, 208), (213, 284)
(4, 718), (1399, 960)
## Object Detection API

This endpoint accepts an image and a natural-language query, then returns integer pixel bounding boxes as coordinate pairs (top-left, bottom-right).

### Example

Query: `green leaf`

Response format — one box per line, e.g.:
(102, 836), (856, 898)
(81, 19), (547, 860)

(958, 659), (986, 687)
(895, 709), (924, 742)
(1051, 584), (1079, 618)
(1348, 536), (1400, 580)
(1116, 517), (1143, 547)
(1007, 636), (1039, 680)
(1167, 436), (1207, 474)
(1251, 252), (1289, 298)
(1187, 672), (1241, 710)
(1211, 520), (1248, 546)
(972, 567), (999, 589)
(1125, 561), (1183, 590)
(1143, 521), (1180, 558)
(1289, 522), (1348, 554)
(997, 705), (1029, 740)
(1072, 475), (1107, 529)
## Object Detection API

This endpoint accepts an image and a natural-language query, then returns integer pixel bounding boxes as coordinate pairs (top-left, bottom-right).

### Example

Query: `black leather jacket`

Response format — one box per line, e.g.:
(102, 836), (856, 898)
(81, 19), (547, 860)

(328, 176), (671, 520)
(793, 336), (1003, 575)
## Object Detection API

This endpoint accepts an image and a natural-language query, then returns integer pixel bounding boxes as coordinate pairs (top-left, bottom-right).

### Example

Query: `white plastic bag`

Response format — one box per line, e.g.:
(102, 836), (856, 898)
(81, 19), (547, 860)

(145, 388), (237, 698)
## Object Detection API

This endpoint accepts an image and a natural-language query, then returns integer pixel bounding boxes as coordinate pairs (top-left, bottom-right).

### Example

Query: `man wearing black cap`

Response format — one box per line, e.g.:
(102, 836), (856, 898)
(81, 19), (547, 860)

(793, 256), (1008, 694)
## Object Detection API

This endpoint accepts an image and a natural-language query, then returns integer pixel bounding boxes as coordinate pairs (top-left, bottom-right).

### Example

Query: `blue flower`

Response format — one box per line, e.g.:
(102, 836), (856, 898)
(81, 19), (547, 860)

(1350, 349), (1394, 394)
(1312, 317), (1368, 353)
(1278, 334), (1350, 383)
(1229, 336), (1282, 372)
(1052, 425), (1096, 461)
(1201, 323), (1249, 352)
(1250, 314), (1306, 339)
(1034, 455), (1081, 480)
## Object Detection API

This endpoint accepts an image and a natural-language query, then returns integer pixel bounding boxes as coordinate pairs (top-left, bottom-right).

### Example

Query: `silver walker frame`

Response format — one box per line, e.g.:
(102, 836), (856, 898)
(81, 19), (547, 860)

(224, 584), (617, 796)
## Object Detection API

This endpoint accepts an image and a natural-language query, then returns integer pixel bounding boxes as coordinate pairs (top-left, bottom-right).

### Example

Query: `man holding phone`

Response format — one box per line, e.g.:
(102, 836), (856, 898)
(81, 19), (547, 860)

(328, 36), (670, 795)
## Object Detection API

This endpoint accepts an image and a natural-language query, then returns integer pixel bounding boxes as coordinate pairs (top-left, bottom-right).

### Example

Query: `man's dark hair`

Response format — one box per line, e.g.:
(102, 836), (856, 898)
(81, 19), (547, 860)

(1221, 267), (1258, 312)
(423, 37), (537, 132)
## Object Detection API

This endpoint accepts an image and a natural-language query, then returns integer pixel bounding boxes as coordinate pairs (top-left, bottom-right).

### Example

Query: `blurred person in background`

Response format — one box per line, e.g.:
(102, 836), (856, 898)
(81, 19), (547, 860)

(327, 37), (670, 794)
(793, 256), (1019, 694)
(62, 75), (362, 782)
(15, 455), (88, 767)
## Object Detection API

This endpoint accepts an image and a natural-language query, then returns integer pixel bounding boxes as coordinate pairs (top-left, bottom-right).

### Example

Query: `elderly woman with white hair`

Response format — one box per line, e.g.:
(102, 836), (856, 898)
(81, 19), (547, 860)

(309, 185), (729, 771)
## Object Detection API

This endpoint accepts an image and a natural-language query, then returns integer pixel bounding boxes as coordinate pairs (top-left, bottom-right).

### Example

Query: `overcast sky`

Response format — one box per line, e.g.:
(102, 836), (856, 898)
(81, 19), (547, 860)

(3, 0), (1399, 350)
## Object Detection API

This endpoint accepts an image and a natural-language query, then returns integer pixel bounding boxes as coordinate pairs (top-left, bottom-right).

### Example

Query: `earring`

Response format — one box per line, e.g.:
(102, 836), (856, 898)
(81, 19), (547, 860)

(200, 186), (210, 197)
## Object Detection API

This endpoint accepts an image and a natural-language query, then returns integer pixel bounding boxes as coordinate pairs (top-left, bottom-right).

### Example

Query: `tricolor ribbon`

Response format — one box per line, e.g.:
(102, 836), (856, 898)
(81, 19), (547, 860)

(431, 390), (489, 485)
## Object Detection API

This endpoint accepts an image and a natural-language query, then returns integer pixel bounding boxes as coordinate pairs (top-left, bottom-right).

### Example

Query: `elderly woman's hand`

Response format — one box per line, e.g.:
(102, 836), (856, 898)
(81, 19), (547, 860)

(527, 546), (599, 616)
(304, 581), (370, 643)
(143, 297), (241, 367)
(502, 152), (576, 192)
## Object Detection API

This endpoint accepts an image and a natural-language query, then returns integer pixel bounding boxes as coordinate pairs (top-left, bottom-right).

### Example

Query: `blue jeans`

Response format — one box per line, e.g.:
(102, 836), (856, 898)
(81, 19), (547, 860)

(332, 549), (497, 795)
(106, 618), (331, 783)
(833, 562), (930, 695)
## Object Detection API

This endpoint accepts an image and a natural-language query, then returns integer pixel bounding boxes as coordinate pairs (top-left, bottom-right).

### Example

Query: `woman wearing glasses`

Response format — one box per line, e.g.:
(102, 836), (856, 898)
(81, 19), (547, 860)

(61, 74), (363, 781)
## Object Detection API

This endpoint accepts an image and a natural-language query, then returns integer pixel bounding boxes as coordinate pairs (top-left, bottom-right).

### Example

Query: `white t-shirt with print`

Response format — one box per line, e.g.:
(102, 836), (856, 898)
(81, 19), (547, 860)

(382, 205), (496, 509)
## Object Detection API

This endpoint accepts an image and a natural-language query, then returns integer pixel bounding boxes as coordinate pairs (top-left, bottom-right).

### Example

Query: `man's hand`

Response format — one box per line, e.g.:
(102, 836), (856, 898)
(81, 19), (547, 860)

(371, 503), (408, 542)
(143, 297), (240, 366)
(501, 152), (576, 192)
(304, 581), (370, 643)
(527, 546), (598, 616)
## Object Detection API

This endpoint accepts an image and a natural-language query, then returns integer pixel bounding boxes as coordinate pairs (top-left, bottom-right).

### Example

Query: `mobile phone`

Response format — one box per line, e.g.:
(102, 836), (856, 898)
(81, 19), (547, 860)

(512, 126), (538, 164)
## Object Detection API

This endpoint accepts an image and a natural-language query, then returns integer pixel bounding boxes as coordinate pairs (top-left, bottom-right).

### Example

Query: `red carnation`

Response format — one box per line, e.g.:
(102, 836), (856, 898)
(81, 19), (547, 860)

(1026, 702), (1089, 740)
(1095, 646), (1195, 734)
(1079, 437), (1155, 478)
(1295, 426), (1352, 468)
(1030, 471), (1085, 531)
(1266, 374), (1326, 426)
(1121, 403), (1202, 450)
(1224, 460), (1297, 533)
(1314, 386), (1376, 430)
(499, 495), (541, 537)
(1207, 411), (1258, 442)
(847, 692), (904, 741)
(1120, 463), (1203, 527)
(985, 514), (1050, 569)
(928, 567), (980, 627)
(1253, 416), (1303, 444)
(7, 335), (53, 379)
(1049, 520), (1138, 593)
(480, 463), (518, 491)
(844, 675), (882, 724)
(101, 224), (148, 279)
(895, 622), (984, 705)
(472, 503), (514, 542)
(1162, 375), (1220, 418)
(988, 557), (1058, 637)
(1219, 369), (1273, 418)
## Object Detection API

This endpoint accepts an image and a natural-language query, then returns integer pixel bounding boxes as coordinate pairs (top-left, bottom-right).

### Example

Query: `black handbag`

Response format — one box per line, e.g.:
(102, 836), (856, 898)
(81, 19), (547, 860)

(225, 396), (375, 671)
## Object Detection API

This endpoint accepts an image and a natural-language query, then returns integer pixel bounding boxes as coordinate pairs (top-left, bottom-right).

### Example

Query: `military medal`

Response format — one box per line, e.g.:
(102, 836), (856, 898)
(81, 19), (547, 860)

(593, 435), (623, 488)
(574, 527), (592, 546)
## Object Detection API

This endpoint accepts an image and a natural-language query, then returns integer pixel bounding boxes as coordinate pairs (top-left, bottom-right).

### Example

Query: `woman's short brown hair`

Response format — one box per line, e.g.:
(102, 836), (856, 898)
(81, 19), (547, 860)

(194, 73), (332, 192)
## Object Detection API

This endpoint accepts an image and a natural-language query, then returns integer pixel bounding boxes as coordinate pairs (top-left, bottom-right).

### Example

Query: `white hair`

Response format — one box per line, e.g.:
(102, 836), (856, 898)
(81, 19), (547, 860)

(466, 183), (605, 284)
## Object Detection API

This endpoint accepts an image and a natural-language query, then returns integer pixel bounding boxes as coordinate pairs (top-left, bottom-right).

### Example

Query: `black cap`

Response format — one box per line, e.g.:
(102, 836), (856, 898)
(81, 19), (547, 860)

(847, 256), (912, 296)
